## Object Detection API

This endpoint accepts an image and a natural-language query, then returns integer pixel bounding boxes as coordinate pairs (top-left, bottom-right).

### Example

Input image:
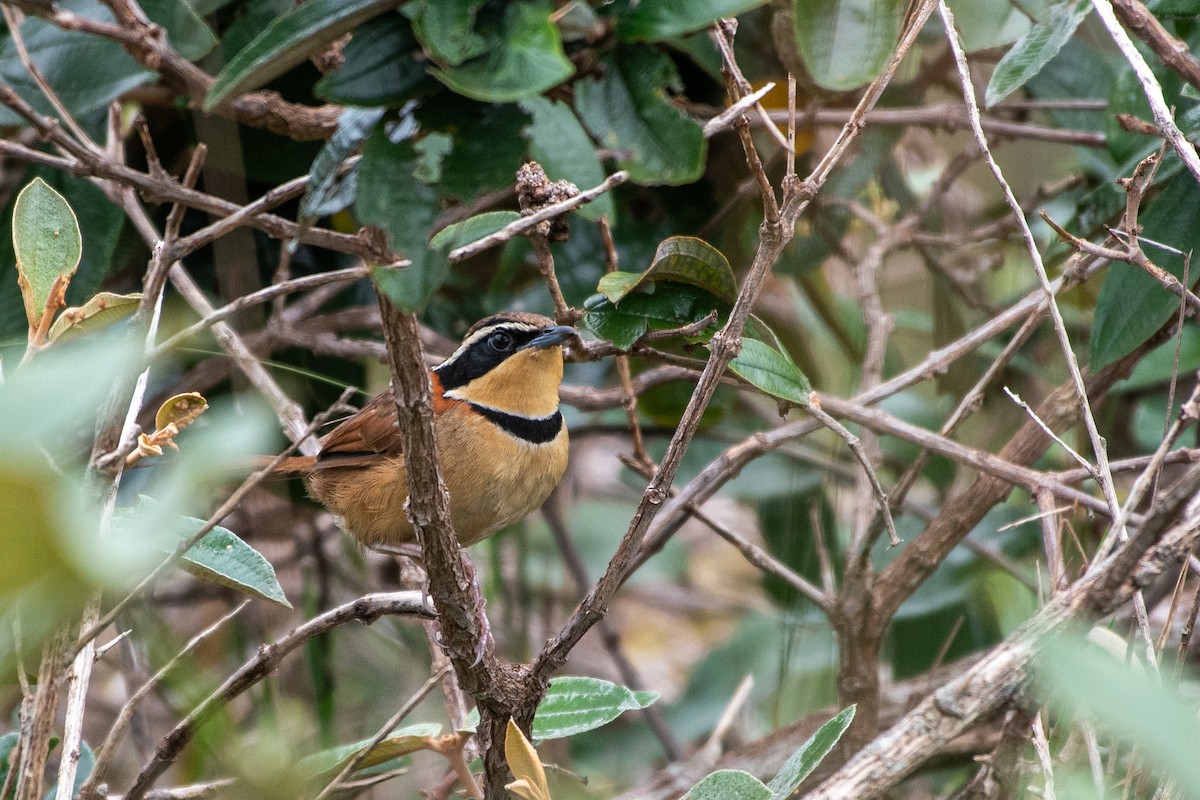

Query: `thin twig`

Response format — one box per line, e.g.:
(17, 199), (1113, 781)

(311, 666), (452, 800)
(448, 171), (628, 262)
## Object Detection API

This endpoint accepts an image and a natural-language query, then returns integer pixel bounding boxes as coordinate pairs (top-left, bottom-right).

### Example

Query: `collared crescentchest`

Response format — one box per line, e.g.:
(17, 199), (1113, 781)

(282, 312), (576, 548)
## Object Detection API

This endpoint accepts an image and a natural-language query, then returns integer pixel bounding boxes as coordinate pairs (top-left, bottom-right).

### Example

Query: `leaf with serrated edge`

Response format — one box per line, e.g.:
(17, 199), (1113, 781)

(13, 178), (81, 331)
(46, 291), (141, 344)
(767, 706), (855, 798)
(205, 0), (401, 109)
(532, 676), (659, 741)
(683, 770), (772, 800)
(505, 720), (550, 800)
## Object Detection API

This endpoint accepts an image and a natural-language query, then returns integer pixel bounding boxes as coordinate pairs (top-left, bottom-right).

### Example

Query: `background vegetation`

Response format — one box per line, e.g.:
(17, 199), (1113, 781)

(2, 0), (1200, 798)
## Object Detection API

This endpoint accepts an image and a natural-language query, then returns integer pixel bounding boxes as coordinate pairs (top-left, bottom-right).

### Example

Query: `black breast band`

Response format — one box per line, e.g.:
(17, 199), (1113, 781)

(471, 404), (563, 444)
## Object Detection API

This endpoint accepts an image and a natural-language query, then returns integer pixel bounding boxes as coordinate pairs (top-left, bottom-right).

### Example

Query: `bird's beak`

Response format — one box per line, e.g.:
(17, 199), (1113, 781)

(522, 325), (578, 350)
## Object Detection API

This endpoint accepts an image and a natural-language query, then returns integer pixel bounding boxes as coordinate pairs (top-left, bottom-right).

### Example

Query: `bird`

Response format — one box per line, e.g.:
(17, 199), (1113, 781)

(280, 311), (576, 550)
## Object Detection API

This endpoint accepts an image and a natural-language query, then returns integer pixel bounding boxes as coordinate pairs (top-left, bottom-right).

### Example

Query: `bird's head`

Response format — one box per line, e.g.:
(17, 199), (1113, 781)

(434, 312), (577, 418)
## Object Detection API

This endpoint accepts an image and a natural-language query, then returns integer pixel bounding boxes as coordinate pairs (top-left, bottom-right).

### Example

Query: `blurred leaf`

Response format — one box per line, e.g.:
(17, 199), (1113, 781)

(205, 0), (402, 109)
(12, 177), (81, 332)
(408, 0), (489, 65)
(299, 722), (441, 776)
(599, 237), (737, 304)
(430, 211), (520, 250)
(583, 283), (721, 350)
(985, 0), (1091, 107)
(0, 2), (151, 128)
(792, 0), (903, 91)
(576, 46), (706, 186)
(532, 676), (659, 741)
(300, 107), (385, 218)
(506, 720), (550, 800)
(617, 0), (771, 41)
(1114, 326), (1200, 391)
(726, 337), (812, 406)
(46, 292), (140, 344)
(0, 733), (15, 793)
(757, 488), (834, 606)
(1038, 633), (1200, 797)
(522, 97), (614, 222)
(433, 1), (573, 102)
(140, 0), (218, 61)
(154, 392), (209, 433)
(766, 705), (854, 797)
(357, 130), (446, 310)
(682, 770), (772, 800)
(1092, 173), (1200, 367)
(945, 0), (1030, 52)
(42, 741), (93, 800)
(1149, 0), (1200, 12)
(315, 14), (431, 105)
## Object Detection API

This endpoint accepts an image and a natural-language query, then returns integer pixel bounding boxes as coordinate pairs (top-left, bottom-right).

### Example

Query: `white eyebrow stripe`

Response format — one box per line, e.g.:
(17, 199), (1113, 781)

(434, 321), (542, 372)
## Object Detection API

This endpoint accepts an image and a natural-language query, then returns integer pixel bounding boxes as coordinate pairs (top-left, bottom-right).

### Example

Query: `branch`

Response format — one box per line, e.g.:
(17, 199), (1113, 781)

(121, 592), (432, 800)
(805, 465), (1200, 800)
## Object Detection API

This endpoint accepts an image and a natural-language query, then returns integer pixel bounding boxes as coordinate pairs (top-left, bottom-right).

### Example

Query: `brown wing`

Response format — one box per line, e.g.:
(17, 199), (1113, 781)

(312, 389), (404, 470)
(311, 373), (460, 470)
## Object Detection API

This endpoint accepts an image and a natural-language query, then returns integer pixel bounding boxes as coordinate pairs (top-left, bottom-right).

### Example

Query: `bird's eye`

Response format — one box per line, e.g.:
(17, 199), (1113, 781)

(488, 331), (514, 352)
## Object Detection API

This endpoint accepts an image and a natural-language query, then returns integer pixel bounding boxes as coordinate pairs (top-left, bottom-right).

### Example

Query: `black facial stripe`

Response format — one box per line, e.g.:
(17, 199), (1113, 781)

(434, 324), (542, 390)
(472, 404), (563, 444)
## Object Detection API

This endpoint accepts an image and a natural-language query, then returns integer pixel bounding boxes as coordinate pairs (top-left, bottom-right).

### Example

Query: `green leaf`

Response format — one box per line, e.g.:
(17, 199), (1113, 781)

(793, 0), (904, 91)
(205, 0), (402, 109)
(0, 2), (152, 128)
(13, 178), (82, 332)
(178, 522), (291, 609)
(984, 0), (1092, 107)
(408, 0), (489, 65)
(1092, 172), (1200, 367)
(598, 236), (737, 304)
(46, 292), (141, 344)
(300, 107), (385, 219)
(617, 0), (771, 41)
(583, 283), (721, 351)
(0, 733), (16, 792)
(532, 676), (658, 741)
(299, 722), (441, 777)
(945, 0), (1030, 52)
(683, 770), (772, 800)
(124, 497), (290, 608)
(357, 131), (446, 311)
(0, 168), (128, 340)
(576, 46), (706, 186)
(432, 1), (573, 102)
(430, 211), (520, 250)
(726, 337), (813, 406)
(140, 0), (218, 61)
(315, 14), (431, 106)
(522, 97), (614, 222)
(766, 706), (855, 797)
(43, 741), (94, 800)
